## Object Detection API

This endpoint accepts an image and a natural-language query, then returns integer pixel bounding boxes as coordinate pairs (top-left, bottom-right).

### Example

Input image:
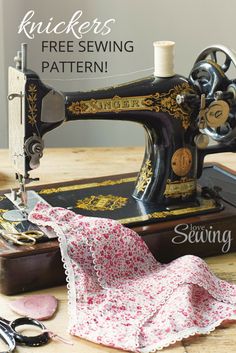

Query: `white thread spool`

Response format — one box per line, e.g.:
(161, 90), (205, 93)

(153, 41), (175, 77)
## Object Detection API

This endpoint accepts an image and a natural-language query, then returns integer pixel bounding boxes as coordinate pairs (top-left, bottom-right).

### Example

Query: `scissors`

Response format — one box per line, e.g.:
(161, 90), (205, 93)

(0, 316), (49, 352)
(0, 230), (44, 246)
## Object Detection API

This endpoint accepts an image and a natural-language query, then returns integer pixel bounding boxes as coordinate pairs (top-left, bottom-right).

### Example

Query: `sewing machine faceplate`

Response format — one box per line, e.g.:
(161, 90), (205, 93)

(8, 67), (26, 176)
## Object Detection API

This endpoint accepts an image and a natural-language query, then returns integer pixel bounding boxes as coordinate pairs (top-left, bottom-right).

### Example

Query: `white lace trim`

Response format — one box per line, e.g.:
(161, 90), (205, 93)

(28, 210), (236, 352)
(74, 228), (236, 351)
(134, 275), (236, 350)
(27, 216), (78, 331)
(138, 316), (236, 352)
(85, 232), (236, 350)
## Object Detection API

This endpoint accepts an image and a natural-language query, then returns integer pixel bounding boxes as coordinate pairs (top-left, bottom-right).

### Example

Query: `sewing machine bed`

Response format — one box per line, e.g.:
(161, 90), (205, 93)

(0, 163), (236, 295)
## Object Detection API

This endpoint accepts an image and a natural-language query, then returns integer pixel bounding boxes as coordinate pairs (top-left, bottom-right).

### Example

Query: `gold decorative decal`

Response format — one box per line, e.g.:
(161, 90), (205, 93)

(67, 82), (193, 129)
(135, 159), (153, 193)
(76, 194), (128, 211)
(164, 178), (196, 198)
(119, 198), (216, 224)
(27, 84), (38, 126)
(39, 177), (136, 195)
(171, 148), (192, 177)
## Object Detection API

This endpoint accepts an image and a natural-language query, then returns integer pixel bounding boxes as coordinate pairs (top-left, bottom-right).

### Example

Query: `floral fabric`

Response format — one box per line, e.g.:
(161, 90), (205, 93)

(29, 203), (236, 352)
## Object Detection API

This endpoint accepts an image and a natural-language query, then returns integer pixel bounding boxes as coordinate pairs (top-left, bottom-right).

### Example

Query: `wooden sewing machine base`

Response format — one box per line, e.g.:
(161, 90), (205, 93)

(0, 163), (236, 295)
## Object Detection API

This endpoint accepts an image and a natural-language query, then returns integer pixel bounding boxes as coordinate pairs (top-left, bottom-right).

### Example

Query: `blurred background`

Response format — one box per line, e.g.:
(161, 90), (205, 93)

(0, 0), (235, 148)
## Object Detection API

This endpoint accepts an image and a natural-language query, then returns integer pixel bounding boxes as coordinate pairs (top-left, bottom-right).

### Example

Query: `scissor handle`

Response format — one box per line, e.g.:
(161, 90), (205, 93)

(0, 230), (44, 246)
(24, 230), (45, 239)
(0, 231), (36, 245)
(10, 317), (49, 347)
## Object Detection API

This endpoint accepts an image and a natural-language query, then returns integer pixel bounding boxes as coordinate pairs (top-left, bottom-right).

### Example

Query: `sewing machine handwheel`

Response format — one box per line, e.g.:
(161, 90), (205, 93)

(190, 44), (236, 96)
(189, 45), (233, 97)
(190, 45), (236, 143)
(194, 45), (236, 73)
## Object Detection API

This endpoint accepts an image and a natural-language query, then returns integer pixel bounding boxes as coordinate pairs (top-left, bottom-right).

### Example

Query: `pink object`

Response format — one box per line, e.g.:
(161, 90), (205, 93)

(29, 203), (236, 352)
(9, 294), (58, 320)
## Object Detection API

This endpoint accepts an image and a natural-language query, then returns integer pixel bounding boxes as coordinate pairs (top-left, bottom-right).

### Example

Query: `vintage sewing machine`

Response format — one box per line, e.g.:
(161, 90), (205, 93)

(0, 41), (236, 294)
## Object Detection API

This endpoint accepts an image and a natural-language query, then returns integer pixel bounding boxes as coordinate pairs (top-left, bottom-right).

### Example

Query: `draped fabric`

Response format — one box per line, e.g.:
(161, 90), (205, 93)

(29, 203), (236, 352)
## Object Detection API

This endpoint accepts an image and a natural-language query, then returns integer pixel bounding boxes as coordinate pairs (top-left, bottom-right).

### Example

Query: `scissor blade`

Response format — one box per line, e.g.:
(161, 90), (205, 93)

(0, 322), (16, 351)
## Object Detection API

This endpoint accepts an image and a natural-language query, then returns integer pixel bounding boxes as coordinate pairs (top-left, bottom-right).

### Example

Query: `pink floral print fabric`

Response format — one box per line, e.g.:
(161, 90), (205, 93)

(28, 203), (236, 352)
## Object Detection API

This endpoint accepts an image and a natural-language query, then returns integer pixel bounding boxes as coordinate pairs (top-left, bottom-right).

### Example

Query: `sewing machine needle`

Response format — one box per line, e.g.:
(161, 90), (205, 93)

(19, 181), (28, 210)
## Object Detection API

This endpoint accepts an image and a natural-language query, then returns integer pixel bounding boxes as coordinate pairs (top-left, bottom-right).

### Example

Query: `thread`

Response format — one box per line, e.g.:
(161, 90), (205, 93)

(43, 330), (74, 345)
(37, 66), (154, 82)
(153, 41), (175, 77)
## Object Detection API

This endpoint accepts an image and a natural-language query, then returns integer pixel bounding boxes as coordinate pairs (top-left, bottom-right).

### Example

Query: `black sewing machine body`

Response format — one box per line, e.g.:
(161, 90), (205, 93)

(2, 42), (236, 295)
(8, 42), (236, 212)
(6, 42), (236, 220)
(20, 72), (200, 205)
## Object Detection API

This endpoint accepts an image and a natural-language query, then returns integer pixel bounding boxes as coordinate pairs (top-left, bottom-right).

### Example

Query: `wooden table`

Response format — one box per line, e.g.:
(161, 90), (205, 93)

(0, 147), (235, 353)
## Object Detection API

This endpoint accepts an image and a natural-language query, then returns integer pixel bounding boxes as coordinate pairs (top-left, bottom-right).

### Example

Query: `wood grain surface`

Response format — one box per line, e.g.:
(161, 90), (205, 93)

(0, 147), (235, 353)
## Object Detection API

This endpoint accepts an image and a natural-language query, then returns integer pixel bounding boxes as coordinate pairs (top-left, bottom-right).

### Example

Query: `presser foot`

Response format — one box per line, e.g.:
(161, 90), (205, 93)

(3, 190), (49, 222)
(2, 209), (28, 222)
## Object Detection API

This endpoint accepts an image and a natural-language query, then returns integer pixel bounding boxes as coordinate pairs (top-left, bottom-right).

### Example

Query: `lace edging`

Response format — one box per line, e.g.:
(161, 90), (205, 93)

(27, 215), (78, 331)
(138, 316), (236, 352)
(29, 211), (236, 352)
(86, 235), (236, 349)
(135, 274), (236, 350)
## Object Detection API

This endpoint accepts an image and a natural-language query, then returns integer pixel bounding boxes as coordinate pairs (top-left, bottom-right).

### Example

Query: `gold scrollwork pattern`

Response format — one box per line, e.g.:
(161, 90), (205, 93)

(39, 177), (136, 195)
(67, 82), (193, 129)
(135, 159), (153, 193)
(119, 198), (216, 224)
(27, 84), (38, 126)
(76, 194), (128, 211)
(164, 178), (196, 198)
